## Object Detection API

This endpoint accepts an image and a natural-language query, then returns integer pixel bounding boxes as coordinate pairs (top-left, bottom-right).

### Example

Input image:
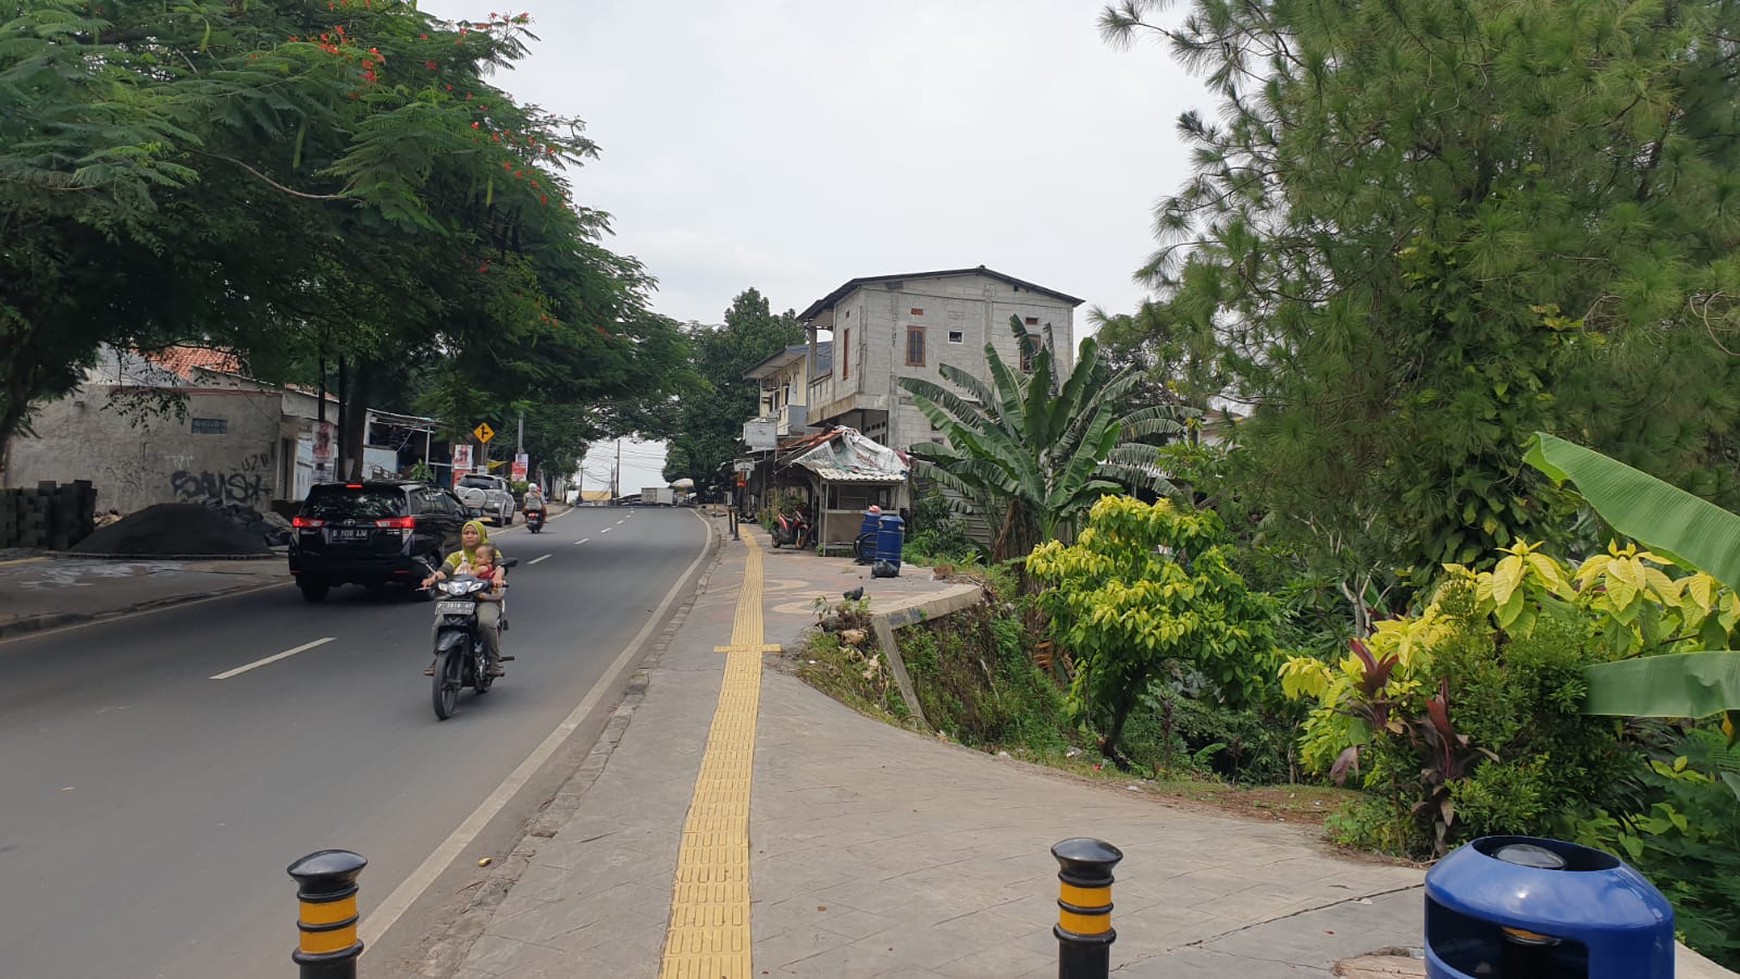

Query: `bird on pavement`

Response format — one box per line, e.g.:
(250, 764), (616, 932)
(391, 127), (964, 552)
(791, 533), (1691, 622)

(843, 586), (864, 601)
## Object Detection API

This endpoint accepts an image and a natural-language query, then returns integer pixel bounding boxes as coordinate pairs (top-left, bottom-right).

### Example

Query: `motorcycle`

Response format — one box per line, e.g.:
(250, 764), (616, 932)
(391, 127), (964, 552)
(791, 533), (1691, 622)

(524, 505), (546, 534)
(422, 557), (517, 720)
(769, 508), (811, 549)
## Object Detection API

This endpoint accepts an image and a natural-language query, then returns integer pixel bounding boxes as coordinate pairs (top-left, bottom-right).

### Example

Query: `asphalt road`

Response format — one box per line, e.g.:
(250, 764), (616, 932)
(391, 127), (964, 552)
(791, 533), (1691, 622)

(0, 506), (711, 979)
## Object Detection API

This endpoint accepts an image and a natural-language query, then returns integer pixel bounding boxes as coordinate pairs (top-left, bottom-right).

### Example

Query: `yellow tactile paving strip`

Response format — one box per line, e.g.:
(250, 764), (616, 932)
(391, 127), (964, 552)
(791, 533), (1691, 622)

(658, 539), (766, 978)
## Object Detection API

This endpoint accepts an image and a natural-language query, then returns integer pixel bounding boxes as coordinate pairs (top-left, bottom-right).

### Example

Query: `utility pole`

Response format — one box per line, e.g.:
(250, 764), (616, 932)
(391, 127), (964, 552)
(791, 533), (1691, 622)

(614, 438), (622, 501)
(516, 411), (524, 455)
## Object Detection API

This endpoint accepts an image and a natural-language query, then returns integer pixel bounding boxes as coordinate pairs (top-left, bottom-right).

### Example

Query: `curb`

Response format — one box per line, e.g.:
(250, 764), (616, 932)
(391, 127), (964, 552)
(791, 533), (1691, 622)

(0, 579), (283, 641)
(868, 584), (986, 728)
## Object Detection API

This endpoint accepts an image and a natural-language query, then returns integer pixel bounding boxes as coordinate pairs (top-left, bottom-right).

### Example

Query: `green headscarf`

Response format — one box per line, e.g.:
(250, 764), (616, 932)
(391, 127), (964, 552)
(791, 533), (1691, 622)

(443, 519), (501, 573)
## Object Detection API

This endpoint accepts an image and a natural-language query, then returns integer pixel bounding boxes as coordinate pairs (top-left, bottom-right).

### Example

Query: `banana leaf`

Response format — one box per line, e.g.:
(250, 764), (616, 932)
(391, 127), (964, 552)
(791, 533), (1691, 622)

(1582, 652), (1740, 718)
(1526, 432), (1740, 590)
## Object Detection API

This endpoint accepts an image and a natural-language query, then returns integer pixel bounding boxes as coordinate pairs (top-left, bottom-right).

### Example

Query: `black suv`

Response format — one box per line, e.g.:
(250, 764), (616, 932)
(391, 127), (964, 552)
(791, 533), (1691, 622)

(288, 481), (468, 603)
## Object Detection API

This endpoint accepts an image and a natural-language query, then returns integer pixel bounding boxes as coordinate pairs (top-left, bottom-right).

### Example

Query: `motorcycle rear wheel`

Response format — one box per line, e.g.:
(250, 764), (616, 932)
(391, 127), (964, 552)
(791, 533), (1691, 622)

(433, 648), (462, 720)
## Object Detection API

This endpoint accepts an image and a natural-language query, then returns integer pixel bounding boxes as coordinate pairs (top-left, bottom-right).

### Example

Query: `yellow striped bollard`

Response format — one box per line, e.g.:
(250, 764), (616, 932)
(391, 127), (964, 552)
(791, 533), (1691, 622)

(287, 849), (367, 979)
(1051, 837), (1123, 979)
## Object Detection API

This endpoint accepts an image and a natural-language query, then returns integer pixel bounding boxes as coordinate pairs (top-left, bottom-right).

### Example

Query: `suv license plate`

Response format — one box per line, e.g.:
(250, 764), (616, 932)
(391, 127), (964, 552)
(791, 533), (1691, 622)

(330, 529), (370, 541)
(436, 601), (475, 615)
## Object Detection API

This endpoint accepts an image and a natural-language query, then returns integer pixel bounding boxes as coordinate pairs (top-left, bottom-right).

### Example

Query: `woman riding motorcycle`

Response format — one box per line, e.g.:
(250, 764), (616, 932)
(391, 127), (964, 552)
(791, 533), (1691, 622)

(421, 520), (507, 677)
(523, 484), (546, 529)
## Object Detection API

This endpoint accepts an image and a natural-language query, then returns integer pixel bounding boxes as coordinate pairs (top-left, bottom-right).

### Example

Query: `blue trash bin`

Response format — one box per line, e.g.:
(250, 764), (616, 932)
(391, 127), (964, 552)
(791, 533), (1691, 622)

(1424, 836), (1674, 978)
(856, 510), (882, 564)
(872, 513), (904, 577)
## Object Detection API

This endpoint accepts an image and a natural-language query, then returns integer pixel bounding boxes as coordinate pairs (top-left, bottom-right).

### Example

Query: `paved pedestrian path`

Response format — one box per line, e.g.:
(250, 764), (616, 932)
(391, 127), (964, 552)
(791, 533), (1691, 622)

(443, 522), (1452, 978)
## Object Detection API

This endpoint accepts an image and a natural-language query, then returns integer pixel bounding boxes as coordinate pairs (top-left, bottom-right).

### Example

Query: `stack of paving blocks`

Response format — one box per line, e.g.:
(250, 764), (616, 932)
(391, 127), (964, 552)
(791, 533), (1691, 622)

(0, 480), (96, 550)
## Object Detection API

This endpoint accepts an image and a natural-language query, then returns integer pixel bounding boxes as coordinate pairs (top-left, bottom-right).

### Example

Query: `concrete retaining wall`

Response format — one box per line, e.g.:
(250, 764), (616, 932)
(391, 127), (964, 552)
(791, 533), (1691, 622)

(6, 386), (286, 514)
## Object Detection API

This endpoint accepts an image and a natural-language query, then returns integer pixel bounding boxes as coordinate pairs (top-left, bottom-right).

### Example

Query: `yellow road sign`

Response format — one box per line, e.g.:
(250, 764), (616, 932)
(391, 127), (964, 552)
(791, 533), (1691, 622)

(473, 422), (495, 444)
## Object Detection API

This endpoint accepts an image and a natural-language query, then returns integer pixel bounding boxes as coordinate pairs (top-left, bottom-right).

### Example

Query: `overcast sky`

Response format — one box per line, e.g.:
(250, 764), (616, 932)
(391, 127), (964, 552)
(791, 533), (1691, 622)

(419, 1), (1210, 490)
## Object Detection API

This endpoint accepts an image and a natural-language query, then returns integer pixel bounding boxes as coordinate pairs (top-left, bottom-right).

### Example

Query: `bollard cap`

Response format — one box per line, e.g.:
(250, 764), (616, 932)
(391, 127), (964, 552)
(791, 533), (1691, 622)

(287, 849), (368, 895)
(1052, 837), (1123, 887)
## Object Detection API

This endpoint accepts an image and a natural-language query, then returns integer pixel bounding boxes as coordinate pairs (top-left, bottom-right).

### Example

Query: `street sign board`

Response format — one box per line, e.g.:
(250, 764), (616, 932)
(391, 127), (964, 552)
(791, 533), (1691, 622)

(733, 460), (755, 474)
(473, 422), (495, 444)
(451, 444), (474, 485)
(742, 419), (777, 452)
(511, 453), (529, 482)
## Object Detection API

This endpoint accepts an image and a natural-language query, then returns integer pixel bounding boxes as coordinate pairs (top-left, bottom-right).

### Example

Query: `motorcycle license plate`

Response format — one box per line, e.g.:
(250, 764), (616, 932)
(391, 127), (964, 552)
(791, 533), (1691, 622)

(436, 601), (475, 615)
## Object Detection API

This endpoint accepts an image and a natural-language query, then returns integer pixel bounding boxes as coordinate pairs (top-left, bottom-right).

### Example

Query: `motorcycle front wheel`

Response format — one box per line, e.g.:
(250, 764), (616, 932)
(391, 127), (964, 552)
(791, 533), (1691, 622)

(433, 648), (462, 720)
(474, 649), (495, 694)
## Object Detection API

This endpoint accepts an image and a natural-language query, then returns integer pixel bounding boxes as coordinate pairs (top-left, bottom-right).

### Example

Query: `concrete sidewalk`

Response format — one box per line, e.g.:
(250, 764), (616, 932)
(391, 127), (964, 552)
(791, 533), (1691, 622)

(423, 520), (1458, 979)
(0, 553), (286, 639)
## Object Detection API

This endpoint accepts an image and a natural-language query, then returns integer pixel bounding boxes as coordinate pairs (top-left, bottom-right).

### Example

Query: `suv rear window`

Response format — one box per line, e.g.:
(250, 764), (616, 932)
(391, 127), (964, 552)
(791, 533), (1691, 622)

(457, 476), (497, 489)
(302, 486), (406, 519)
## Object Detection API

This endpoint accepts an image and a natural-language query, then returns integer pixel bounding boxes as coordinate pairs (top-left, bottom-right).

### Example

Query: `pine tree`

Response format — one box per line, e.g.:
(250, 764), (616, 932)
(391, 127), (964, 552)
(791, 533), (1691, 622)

(1103, 0), (1740, 574)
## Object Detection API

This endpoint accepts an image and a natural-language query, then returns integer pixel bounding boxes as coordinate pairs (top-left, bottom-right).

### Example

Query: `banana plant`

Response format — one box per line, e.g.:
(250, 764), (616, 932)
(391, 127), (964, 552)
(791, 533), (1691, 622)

(1526, 433), (1740, 729)
(899, 317), (1187, 561)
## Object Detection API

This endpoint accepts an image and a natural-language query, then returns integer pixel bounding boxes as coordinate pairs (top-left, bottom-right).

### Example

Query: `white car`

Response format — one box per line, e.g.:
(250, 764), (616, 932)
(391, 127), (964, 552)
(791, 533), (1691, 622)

(454, 474), (517, 526)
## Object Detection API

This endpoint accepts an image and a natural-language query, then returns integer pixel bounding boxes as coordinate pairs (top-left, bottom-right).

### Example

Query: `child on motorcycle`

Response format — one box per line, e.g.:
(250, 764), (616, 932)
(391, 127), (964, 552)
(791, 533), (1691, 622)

(421, 520), (508, 677)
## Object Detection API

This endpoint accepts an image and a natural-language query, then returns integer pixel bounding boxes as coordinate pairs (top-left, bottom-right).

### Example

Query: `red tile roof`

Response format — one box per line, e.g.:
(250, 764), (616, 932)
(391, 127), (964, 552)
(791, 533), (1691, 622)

(145, 346), (245, 380)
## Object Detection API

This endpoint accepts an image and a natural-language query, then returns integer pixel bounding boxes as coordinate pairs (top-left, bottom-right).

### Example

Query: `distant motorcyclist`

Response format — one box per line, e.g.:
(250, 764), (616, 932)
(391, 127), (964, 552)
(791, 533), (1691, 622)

(524, 484), (546, 512)
(421, 520), (508, 677)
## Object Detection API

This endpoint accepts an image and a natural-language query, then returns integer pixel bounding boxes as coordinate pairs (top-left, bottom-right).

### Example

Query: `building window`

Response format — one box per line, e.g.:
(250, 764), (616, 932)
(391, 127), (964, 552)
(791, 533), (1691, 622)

(947, 330), (964, 344)
(905, 326), (926, 367)
(1024, 316), (1039, 326)
(841, 328), (850, 380)
(1019, 342), (1035, 373)
(191, 417), (228, 435)
(910, 307), (924, 316)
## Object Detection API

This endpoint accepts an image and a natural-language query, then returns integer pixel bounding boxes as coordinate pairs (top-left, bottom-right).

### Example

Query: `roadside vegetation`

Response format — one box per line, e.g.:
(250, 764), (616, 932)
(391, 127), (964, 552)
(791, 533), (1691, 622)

(799, 1), (1740, 951)
(1, 2), (691, 485)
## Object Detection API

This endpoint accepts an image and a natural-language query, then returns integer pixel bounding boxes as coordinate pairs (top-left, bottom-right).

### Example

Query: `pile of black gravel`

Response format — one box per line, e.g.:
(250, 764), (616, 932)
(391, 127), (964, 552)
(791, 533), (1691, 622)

(70, 503), (274, 557)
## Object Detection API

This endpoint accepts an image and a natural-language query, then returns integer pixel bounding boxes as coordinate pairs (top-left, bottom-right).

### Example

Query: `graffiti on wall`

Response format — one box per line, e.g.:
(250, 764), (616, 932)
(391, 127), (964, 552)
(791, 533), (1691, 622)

(168, 452), (272, 505)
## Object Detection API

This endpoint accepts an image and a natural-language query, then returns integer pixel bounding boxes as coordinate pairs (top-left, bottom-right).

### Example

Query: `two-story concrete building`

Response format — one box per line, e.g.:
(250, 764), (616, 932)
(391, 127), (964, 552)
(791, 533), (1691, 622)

(799, 266), (1081, 451)
(737, 267), (1082, 548)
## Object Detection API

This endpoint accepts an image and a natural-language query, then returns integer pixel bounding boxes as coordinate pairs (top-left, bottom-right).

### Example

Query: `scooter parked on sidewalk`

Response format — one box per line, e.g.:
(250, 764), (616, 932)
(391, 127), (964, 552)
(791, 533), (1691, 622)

(421, 557), (516, 720)
(769, 507), (812, 549)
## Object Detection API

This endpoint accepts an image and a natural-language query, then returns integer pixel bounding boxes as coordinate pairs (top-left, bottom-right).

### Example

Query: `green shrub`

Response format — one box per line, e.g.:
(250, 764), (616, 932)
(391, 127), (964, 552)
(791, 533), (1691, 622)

(1577, 729), (1740, 969)
(1118, 680), (1291, 783)
(904, 486), (983, 565)
(1283, 570), (1644, 856)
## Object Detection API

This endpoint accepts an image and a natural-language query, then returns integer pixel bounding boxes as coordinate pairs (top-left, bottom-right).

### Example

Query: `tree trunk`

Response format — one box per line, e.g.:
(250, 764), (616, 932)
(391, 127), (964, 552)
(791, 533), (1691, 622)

(1101, 683), (1142, 768)
(341, 359), (375, 480)
(0, 355), (44, 488)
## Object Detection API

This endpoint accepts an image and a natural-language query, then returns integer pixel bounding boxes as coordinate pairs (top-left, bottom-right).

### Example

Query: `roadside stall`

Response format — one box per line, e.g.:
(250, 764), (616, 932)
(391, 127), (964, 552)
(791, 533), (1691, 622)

(779, 427), (909, 554)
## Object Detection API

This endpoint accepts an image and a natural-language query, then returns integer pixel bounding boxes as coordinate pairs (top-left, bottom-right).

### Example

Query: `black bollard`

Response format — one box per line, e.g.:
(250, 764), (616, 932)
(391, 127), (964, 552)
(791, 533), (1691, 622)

(287, 849), (367, 979)
(1051, 837), (1122, 979)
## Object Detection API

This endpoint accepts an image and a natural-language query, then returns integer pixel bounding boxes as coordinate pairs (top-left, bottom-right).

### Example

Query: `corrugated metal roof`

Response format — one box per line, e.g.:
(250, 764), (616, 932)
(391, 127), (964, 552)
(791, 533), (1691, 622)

(805, 466), (905, 483)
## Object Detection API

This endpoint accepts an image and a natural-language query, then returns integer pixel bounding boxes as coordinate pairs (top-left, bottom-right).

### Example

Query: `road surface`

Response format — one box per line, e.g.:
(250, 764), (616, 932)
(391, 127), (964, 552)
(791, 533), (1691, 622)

(0, 506), (710, 978)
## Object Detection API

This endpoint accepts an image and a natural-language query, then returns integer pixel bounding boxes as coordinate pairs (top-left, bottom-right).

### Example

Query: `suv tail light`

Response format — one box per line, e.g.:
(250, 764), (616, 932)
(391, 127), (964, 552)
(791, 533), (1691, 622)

(292, 517), (324, 529)
(375, 516), (416, 530)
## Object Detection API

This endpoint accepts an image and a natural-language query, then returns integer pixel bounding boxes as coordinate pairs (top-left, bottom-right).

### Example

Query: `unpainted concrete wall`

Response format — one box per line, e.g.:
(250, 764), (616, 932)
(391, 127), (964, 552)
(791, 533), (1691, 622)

(6, 386), (286, 514)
